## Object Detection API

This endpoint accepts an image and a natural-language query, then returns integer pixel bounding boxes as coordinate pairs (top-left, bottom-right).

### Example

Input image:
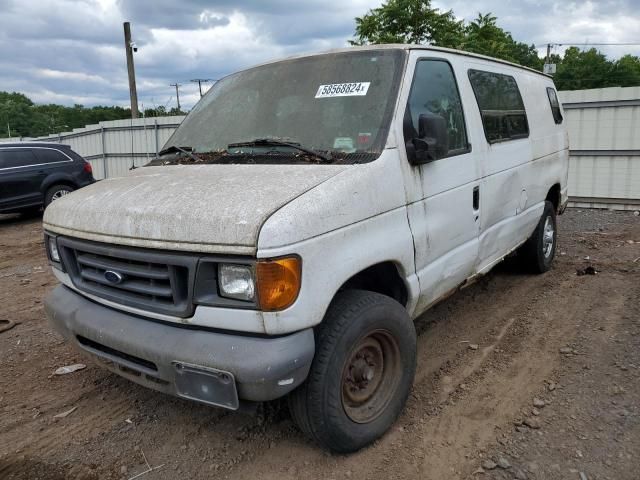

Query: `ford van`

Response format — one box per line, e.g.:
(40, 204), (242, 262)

(43, 45), (568, 452)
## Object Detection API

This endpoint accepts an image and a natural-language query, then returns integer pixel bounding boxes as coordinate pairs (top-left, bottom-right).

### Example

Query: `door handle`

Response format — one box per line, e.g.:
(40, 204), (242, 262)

(473, 186), (480, 211)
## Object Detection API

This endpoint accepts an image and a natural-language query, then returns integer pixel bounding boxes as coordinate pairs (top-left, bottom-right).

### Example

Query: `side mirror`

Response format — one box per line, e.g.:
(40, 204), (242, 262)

(407, 113), (449, 164)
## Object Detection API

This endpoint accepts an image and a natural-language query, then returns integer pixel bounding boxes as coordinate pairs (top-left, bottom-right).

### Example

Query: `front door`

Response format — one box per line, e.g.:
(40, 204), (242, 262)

(400, 56), (482, 315)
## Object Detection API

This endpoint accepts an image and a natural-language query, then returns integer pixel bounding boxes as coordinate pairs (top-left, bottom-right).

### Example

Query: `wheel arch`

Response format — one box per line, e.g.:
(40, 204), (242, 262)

(337, 261), (409, 308)
(41, 174), (77, 193)
(546, 183), (561, 213)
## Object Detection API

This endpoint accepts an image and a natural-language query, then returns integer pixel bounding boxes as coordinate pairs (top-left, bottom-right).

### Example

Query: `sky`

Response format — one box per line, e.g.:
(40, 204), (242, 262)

(0, 0), (639, 111)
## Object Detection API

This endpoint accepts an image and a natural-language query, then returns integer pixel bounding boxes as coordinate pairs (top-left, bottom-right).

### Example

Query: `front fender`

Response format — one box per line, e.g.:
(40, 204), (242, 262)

(257, 207), (418, 335)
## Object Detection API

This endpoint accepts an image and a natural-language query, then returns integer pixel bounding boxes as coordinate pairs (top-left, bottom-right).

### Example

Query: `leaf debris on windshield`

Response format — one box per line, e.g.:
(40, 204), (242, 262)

(146, 149), (361, 167)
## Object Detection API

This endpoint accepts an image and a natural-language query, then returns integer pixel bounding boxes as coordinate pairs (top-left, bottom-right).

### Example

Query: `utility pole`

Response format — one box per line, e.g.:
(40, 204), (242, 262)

(170, 83), (182, 111)
(190, 79), (212, 98)
(545, 43), (552, 65)
(123, 22), (139, 119)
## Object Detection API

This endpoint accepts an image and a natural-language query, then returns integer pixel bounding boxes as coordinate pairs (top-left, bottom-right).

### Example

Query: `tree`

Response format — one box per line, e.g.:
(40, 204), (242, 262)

(0, 92), (135, 138)
(352, 5), (541, 69)
(610, 54), (640, 87)
(350, 1), (640, 89)
(552, 47), (613, 90)
(0, 92), (34, 138)
(351, 0), (464, 47)
(461, 14), (541, 69)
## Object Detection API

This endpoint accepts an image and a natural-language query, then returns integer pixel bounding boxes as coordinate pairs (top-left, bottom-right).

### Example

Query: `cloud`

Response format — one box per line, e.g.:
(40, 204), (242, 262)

(0, 0), (638, 109)
(434, 0), (640, 58)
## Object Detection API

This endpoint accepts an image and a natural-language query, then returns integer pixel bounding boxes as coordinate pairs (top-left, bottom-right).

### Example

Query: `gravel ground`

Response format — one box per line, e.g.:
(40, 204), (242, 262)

(0, 208), (638, 480)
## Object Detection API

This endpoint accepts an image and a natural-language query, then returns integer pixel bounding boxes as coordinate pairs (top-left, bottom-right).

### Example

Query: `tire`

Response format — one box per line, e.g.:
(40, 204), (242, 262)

(289, 289), (416, 453)
(44, 184), (74, 207)
(519, 200), (557, 273)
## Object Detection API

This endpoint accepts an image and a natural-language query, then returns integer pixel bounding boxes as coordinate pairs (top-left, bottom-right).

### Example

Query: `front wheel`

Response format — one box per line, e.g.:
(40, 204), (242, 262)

(519, 200), (557, 273)
(44, 184), (75, 208)
(289, 290), (416, 453)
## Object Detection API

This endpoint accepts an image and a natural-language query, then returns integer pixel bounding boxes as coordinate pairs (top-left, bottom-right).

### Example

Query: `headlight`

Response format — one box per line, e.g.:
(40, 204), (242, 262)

(48, 236), (60, 263)
(198, 256), (302, 311)
(218, 264), (256, 301)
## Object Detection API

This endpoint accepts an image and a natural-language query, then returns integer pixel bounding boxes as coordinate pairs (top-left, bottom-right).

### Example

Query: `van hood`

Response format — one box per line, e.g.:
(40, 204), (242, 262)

(43, 164), (349, 254)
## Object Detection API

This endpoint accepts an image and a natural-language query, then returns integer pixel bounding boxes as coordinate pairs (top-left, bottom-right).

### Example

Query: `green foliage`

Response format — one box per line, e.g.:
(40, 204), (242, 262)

(351, 0), (464, 46)
(352, 0), (640, 89)
(0, 92), (138, 138)
(552, 48), (640, 90)
(461, 14), (542, 70)
(352, 2), (539, 69)
(143, 106), (187, 117)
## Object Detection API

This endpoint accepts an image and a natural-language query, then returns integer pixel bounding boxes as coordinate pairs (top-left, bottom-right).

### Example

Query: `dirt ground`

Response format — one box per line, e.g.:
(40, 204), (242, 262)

(0, 208), (638, 480)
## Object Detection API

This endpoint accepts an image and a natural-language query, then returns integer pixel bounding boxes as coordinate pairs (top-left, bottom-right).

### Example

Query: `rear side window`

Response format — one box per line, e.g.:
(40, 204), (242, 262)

(0, 149), (39, 169)
(468, 70), (529, 143)
(546, 87), (563, 124)
(33, 148), (71, 164)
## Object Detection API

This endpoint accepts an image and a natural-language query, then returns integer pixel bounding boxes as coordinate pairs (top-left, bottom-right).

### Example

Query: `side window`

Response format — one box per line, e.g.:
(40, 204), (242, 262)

(468, 70), (529, 143)
(404, 59), (468, 159)
(0, 150), (39, 169)
(33, 148), (70, 164)
(546, 87), (563, 124)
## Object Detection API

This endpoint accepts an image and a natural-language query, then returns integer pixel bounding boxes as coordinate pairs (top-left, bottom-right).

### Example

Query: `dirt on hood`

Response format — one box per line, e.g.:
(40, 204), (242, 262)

(42, 162), (349, 254)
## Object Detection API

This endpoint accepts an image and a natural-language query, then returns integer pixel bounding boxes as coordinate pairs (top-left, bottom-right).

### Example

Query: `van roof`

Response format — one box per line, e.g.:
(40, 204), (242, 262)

(252, 44), (552, 80)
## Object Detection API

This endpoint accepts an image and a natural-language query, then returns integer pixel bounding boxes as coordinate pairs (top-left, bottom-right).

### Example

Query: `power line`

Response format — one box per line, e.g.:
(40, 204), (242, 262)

(169, 83), (182, 111)
(537, 42), (640, 48)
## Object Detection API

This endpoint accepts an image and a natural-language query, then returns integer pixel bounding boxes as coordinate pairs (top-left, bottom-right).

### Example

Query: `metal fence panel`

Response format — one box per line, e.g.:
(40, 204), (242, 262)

(0, 116), (184, 180)
(560, 87), (639, 209)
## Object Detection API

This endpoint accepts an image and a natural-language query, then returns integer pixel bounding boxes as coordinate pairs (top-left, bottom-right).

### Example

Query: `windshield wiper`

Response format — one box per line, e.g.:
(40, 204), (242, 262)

(227, 138), (332, 162)
(158, 145), (203, 163)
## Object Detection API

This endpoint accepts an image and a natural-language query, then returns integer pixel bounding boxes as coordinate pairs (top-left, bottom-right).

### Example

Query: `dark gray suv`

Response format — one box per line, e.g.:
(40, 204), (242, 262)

(0, 142), (95, 215)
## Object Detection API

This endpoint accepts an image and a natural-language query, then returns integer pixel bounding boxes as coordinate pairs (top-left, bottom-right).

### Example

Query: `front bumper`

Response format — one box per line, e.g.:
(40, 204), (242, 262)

(44, 285), (315, 407)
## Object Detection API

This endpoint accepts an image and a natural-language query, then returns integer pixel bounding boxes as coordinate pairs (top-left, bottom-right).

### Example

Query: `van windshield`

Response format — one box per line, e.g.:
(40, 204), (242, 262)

(160, 49), (405, 164)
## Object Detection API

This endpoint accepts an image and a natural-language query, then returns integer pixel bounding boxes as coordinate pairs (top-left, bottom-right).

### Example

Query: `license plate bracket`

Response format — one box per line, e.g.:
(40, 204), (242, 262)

(172, 362), (239, 410)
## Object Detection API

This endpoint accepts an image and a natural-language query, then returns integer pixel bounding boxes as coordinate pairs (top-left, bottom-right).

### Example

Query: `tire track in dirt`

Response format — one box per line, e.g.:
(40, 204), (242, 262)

(0, 381), (135, 460)
(215, 259), (583, 480)
(1, 211), (637, 480)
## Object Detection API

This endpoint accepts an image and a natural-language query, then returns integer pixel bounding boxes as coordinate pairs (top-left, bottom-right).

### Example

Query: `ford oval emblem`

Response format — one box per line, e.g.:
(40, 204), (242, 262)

(104, 270), (124, 284)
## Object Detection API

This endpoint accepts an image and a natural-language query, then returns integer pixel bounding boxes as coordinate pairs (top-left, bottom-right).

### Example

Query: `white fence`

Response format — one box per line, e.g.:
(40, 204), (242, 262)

(2, 86), (639, 208)
(559, 86), (640, 210)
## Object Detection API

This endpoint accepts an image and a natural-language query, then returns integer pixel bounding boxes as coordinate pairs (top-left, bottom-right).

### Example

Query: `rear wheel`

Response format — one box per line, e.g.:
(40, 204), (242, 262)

(519, 200), (557, 273)
(44, 184), (74, 207)
(289, 290), (416, 453)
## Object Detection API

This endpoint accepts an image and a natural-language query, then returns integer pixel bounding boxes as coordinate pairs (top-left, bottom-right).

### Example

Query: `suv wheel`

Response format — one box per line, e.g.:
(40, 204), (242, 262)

(519, 200), (557, 273)
(289, 290), (416, 453)
(45, 184), (75, 207)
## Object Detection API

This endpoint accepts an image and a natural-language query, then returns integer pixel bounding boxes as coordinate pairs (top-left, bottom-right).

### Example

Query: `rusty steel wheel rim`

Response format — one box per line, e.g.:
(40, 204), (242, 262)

(341, 329), (402, 424)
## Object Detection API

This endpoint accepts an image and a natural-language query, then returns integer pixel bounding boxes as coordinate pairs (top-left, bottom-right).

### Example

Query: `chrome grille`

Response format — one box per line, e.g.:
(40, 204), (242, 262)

(57, 237), (197, 317)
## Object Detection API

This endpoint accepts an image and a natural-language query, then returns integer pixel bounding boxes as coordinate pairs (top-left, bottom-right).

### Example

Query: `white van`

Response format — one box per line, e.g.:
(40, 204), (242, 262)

(43, 45), (568, 452)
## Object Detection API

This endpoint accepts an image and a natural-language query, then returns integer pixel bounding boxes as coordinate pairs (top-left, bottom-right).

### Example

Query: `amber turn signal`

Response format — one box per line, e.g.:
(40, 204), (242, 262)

(256, 256), (301, 311)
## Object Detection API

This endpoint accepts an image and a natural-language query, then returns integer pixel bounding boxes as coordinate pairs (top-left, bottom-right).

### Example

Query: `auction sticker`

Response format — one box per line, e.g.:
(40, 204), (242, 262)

(315, 82), (370, 98)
